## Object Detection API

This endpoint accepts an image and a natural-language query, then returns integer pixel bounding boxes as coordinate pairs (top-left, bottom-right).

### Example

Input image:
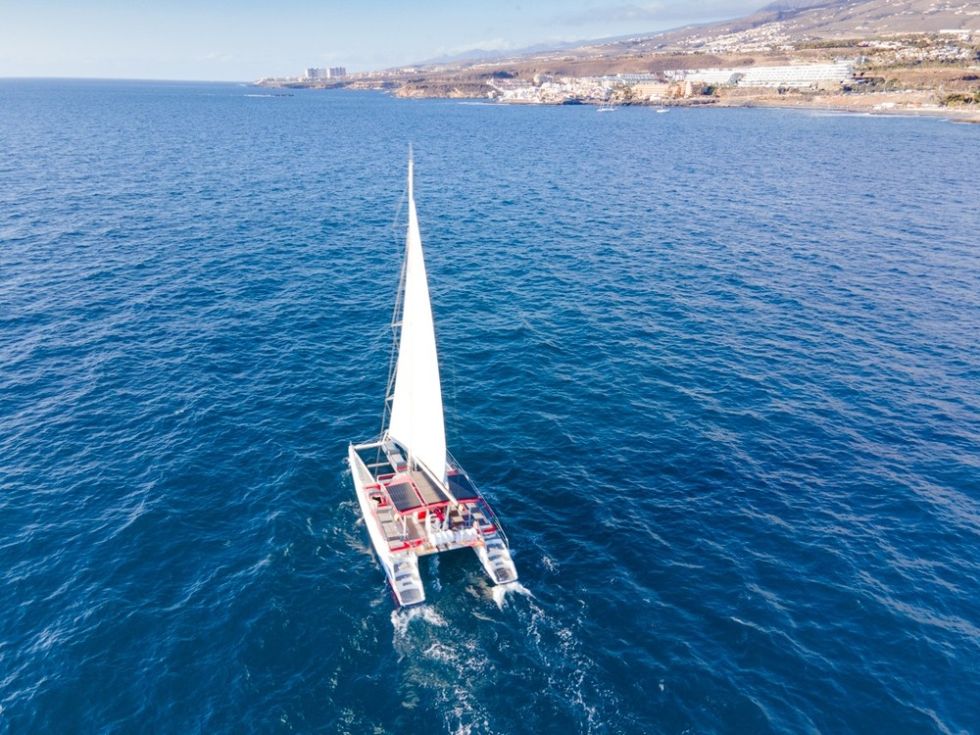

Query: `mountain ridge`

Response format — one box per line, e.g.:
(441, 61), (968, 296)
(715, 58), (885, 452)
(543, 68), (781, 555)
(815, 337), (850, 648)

(410, 0), (979, 71)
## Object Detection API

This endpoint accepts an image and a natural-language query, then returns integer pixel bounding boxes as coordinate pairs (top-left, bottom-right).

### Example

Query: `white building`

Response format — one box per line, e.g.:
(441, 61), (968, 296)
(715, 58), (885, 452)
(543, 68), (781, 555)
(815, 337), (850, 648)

(665, 68), (742, 85)
(613, 73), (660, 83)
(304, 66), (347, 81)
(665, 61), (854, 89)
(938, 29), (973, 40)
(736, 61), (854, 88)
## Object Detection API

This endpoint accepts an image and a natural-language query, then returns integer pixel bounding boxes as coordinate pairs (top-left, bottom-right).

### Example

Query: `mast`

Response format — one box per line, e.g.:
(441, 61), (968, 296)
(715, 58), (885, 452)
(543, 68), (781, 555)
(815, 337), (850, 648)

(386, 154), (448, 480)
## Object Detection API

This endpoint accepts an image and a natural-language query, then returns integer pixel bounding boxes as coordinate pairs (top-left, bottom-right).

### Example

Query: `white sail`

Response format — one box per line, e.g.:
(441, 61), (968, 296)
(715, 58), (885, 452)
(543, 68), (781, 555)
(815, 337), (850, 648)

(387, 158), (447, 480)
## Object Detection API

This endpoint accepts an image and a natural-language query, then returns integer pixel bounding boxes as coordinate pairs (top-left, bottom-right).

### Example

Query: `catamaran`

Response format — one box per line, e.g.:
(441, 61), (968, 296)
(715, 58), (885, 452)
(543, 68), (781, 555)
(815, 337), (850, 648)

(348, 156), (518, 606)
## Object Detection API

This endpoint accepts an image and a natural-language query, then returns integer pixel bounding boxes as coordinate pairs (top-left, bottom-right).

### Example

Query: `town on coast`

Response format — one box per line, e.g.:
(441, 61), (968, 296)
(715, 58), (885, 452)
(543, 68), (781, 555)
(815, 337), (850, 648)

(257, 10), (980, 123)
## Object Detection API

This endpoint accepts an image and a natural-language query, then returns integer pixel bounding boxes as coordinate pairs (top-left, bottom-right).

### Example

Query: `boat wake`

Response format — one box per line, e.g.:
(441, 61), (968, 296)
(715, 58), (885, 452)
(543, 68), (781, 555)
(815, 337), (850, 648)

(390, 605), (448, 637)
(491, 581), (534, 610)
(390, 604), (492, 735)
(503, 588), (620, 733)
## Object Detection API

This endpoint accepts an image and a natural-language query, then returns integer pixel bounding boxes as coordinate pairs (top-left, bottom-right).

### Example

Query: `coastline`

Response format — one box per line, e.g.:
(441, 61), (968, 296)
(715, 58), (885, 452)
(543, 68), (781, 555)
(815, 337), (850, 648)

(710, 90), (980, 123)
(254, 81), (980, 124)
(388, 87), (980, 124)
(255, 23), (980, 126)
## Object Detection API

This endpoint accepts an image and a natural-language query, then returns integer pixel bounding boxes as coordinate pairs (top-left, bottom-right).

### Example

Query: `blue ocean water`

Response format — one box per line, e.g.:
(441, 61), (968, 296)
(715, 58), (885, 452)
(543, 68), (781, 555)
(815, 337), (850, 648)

(1, 79), (979, 734)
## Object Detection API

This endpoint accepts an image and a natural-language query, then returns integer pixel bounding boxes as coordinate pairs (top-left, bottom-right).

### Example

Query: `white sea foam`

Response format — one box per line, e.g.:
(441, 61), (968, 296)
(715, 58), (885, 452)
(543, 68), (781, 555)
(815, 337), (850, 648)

(491, 580), (534, 609)
(422, 641), (458, 664)
(390, 605), (447, 635)
(429, 554), (442, 592)
(508, 593), (617, 734)
(388, 603), (492, 734)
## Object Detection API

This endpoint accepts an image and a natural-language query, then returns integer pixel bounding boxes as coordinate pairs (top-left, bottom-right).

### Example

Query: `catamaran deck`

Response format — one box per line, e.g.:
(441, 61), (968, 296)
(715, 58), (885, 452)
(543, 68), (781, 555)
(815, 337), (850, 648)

(352, 442), (505, 556)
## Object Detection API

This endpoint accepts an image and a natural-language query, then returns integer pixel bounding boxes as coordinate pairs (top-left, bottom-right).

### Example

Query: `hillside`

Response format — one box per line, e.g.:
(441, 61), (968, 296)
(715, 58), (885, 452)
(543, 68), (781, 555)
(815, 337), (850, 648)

(258, 0), (980, 121)
(428, 0), (980, 69)
(617, 0), (980, 53)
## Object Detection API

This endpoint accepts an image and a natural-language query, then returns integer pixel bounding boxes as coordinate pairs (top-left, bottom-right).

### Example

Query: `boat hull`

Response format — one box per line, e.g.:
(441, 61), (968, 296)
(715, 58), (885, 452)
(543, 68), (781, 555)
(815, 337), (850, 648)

(348, 444), (425, 606)
(475, 533), (518, 584)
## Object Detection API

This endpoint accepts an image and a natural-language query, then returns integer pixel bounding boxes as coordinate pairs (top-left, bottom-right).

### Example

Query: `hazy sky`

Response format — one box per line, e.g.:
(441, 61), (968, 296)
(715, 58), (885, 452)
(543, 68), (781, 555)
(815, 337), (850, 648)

(0, 1), (762, 81)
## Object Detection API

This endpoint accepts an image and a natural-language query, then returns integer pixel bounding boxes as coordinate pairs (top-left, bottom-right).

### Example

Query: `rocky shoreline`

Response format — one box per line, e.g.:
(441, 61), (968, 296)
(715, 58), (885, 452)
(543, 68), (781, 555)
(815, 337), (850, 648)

(291, 82), (980, 124)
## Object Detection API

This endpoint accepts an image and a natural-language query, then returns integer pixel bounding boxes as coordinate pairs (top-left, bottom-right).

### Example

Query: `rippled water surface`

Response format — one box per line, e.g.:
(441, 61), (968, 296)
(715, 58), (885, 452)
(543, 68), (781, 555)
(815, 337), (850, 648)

(2, 80), (979, 734)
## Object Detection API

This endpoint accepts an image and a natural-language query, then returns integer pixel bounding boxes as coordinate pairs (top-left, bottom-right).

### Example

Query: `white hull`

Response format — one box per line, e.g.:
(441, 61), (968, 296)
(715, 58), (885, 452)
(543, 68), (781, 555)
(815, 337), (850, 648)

(349, 445), (425, 606)
(475, 532), (518, 585)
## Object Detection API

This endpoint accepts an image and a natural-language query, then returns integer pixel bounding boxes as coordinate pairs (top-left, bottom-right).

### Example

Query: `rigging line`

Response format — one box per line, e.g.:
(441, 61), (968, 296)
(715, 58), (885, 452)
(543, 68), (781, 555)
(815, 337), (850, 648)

(379, 181), (410, 442)
(447, 353), (459, 449)
(390, 184), (407, 249)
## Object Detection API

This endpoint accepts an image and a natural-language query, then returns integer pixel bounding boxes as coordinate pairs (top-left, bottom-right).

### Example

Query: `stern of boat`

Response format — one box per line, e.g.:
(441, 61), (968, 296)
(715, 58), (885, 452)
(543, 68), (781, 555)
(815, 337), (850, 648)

(389, 552), (425, 606)
(475, 533), (518, 585)
(348, 441), (427, 606)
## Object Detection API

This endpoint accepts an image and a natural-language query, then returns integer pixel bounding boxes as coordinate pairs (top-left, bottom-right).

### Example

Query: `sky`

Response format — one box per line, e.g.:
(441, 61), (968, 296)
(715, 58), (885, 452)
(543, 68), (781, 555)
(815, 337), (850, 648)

(0, 1), (763, 81)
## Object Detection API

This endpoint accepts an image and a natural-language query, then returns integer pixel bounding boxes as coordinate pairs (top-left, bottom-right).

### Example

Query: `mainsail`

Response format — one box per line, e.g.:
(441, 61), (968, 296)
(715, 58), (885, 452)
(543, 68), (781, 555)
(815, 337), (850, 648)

(387, 158), (447, 480)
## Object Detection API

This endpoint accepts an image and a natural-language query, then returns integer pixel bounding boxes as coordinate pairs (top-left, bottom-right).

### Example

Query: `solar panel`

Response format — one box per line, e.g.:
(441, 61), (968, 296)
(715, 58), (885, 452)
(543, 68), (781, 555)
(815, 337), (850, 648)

(387, 482), (421, 511)
(412, 471), (449, 505)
